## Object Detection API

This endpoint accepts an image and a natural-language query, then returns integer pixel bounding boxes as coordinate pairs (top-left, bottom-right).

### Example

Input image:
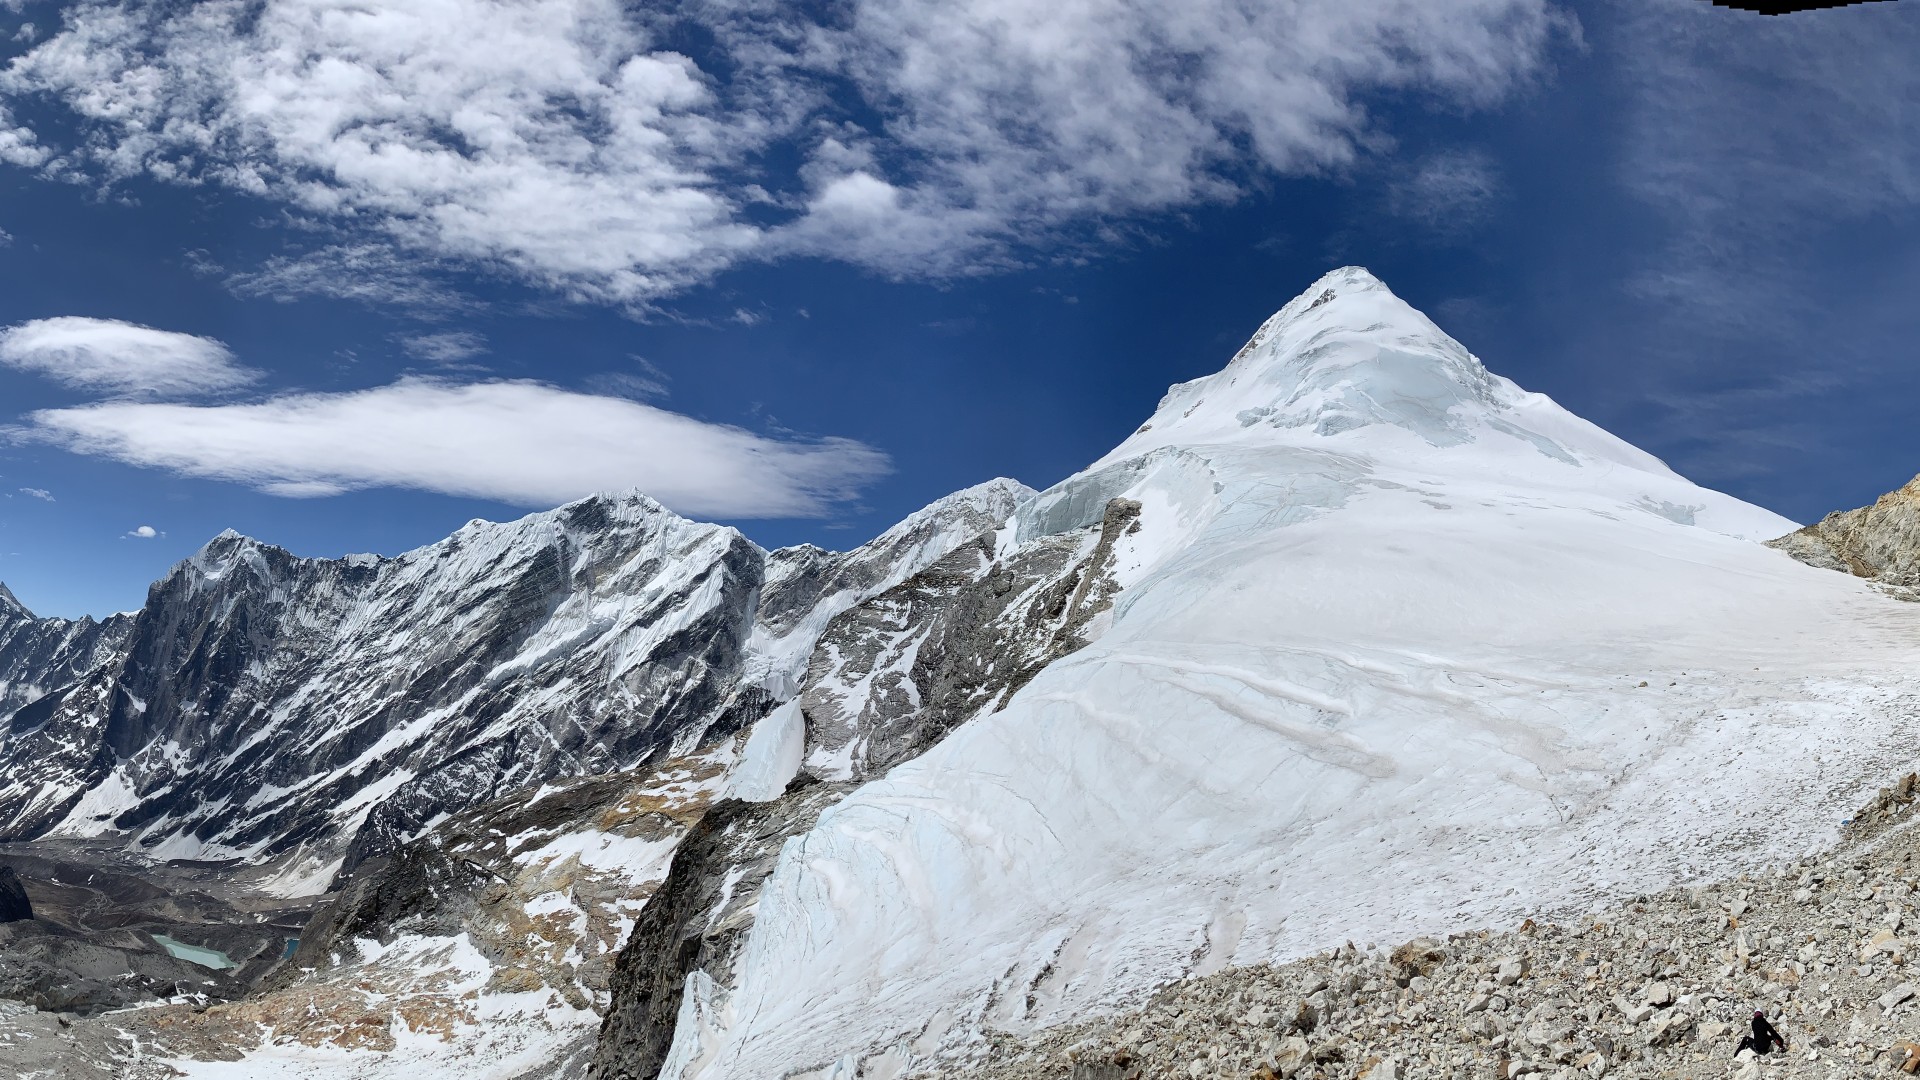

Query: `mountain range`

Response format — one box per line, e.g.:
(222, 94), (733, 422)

(2, 267), (1918, 1080)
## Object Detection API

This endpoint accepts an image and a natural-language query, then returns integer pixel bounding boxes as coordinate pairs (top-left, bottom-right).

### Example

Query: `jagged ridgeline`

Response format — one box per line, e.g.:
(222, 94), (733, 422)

(6, 267), (1920, 1080)
(0, 480), (1031, 880)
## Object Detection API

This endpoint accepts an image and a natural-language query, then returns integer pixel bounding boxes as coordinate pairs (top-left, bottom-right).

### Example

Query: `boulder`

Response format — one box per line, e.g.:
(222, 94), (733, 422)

(1879, 984), (1917, 1013)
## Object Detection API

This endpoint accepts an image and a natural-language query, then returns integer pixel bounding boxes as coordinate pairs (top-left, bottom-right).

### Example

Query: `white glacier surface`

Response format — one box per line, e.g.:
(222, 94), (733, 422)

(670, 268), (1920, 1077)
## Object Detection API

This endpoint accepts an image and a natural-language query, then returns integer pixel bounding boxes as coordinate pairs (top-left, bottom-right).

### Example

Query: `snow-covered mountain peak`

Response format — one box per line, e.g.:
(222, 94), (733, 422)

(0, 583), (33, 624)
(1099, 265), (1536, 466)
(173, 529), (292, 591)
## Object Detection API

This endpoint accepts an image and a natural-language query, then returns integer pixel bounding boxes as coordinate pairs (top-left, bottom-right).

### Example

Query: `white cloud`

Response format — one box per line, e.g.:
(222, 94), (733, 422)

(20, 378), (890, 518)
(0, 0), (1572, 305)
(769, 0), (1571, 275)
(18, 487), (52, 501)
(0, 317), (257, 397)
(398, 331), (488, 365)
(126, 525), (157, 538)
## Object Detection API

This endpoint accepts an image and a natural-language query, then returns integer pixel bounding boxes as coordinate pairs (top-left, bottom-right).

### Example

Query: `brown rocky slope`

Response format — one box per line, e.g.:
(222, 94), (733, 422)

(1771, 475), (1920, 594)
(908, 775), (1920, 1080)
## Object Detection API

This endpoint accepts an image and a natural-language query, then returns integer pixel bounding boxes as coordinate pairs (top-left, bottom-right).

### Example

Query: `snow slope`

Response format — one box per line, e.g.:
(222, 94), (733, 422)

(668, 267), (1920, 1077)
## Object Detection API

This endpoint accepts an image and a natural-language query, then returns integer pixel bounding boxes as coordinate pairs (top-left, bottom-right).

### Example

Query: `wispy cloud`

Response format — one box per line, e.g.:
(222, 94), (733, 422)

(1616, 0), (1920, 341)
(124, 524), (158, 539)
(1386, 150), (1505, 237)
(585, 356), (670, 402)
(224, 244), (481, 314)
(0, 0), (1574, 308)
(18, 378), (891, 519)
(1594, 0), (1920, 499)
(0, 317), (257, 397)
(397, 331), (488, 366)
(18, 486), (51, 501)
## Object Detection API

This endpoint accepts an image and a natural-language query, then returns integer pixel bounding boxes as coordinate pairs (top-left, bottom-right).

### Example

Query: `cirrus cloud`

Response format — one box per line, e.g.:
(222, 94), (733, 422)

(16, 378), (891, 519)
(0, 317), (256, 397)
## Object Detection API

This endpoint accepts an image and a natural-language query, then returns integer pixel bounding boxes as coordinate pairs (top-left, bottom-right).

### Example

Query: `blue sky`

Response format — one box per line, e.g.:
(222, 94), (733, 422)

(0, 0), (1916, 618)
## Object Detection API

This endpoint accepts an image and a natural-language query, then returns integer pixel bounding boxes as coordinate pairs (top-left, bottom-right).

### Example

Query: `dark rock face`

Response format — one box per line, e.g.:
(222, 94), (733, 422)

(0, 585), (134, 724)
(799, 495), (1143, 781)
(0, 865), (30, 922)
(0, 482), (1029, 872)
(590, 781), (851, 1080)
(0, 586), (135, 828)
(80, 501), (765, 870)
(589, 498), (1144, 1079)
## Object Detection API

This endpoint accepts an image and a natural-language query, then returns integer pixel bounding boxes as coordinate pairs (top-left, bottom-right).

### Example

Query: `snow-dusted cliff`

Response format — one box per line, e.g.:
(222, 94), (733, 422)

(0, 481), (1030, 882)
(0, 584), (133, 722)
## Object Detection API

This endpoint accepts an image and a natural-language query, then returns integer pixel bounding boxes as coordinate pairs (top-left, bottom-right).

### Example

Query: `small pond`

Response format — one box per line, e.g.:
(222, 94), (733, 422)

(151, 933), (236, 970)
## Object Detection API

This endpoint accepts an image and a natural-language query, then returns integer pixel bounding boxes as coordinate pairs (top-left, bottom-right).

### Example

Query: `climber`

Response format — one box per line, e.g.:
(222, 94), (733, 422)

(1734, 1009), (1788, 1057)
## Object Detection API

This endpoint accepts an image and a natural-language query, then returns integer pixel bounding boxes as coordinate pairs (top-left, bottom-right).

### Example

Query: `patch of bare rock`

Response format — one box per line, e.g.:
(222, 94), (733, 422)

(916, 773), (1920, 1080)
(1770, 474), (1920, 596)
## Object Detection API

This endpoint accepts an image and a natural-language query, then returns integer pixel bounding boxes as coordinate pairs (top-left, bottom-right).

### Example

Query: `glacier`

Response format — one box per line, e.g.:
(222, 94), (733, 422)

(661, 267), (1920, 1078)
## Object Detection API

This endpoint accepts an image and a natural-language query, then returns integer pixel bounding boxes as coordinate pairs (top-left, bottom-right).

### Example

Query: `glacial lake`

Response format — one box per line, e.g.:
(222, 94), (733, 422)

(152, 933), (236, 970)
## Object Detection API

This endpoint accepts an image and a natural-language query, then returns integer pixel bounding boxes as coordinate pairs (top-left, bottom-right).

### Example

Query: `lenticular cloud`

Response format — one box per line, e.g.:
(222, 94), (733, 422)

(0, 317), (256, 397)
(22, 379), (891, 519)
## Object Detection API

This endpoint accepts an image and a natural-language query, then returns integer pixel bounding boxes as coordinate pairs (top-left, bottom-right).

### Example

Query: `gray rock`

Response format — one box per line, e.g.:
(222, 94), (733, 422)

(0, 864), (29, 922)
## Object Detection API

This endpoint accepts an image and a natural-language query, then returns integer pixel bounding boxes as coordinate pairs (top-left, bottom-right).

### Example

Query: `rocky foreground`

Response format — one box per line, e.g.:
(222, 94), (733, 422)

(11, 772), (1920, 1080)
(911, 774), (1920, 1080)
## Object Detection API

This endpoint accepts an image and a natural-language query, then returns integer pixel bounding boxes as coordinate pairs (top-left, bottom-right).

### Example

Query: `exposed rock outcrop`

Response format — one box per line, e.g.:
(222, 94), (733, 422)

(590, 497), (1145, 1079)
(1770, 473), (1920, 594)
(0, 865), (29, 922)
(591, 779), (852, 1080)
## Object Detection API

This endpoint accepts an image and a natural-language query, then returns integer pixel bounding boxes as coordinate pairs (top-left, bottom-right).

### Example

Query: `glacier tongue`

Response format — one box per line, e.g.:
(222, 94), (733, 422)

(670, 270), (1920, 1078)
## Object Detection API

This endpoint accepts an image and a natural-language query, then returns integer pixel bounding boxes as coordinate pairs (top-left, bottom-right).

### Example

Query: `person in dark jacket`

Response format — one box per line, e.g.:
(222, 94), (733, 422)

(1735, 1009), (1787, 1057)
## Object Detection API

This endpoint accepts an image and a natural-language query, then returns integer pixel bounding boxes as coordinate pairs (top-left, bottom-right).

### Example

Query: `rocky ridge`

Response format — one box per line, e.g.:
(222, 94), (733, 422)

(0, 583), (132, 727)
(1771, 474), (1920, 596)
(917, 776), (1920, 1080)
(0, 480), (1029, 876)
(590, 495), (1147, 1080)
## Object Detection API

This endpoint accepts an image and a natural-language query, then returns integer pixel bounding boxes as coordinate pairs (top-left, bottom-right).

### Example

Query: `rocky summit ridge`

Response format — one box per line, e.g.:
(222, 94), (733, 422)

(0, 479), (1030, 879)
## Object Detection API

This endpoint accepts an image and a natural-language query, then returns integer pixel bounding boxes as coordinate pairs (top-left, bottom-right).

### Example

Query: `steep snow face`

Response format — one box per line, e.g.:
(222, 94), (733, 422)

(670, 269), (1920, 1078)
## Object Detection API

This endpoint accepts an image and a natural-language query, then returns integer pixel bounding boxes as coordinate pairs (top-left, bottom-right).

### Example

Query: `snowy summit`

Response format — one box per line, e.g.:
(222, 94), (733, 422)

(656, 268), (1920, 1079)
